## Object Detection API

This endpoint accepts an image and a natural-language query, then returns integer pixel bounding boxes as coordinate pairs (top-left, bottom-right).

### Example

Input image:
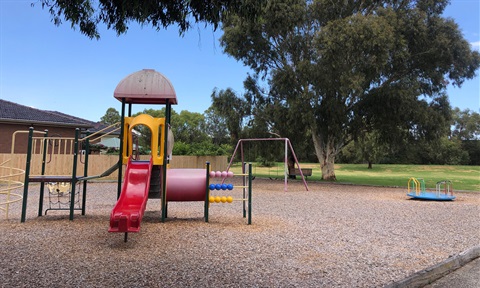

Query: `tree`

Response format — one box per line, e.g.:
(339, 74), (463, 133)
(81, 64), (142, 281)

(451, 108), (480, 165)
(210, 88), (250, 145)
(100, 107), (120, 125)
(204, 106), (230, 145)
(451, 108), (480, 140)
(241, 74), (316, 171)
(355, 130), (388, 169)
(221, 0), (480, 180)
(35, 0), (260, 39)
(172, 110), (209, 143)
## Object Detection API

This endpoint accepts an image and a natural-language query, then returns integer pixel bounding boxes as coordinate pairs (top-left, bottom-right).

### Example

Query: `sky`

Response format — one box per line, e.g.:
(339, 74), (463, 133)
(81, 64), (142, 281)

(0, 0), (479, 123)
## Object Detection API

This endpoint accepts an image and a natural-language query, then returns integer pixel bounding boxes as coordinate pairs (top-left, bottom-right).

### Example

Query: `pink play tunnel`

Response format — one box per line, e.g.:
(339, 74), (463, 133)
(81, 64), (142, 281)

(166, 169), (207, 202)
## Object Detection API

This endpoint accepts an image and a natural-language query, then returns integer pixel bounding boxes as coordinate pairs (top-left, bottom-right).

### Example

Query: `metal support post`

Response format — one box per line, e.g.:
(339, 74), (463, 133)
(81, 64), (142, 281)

(38, 129), (48, 216)
(81, 131), (90, 215)
(21, 127), (34, 223)
(117, 99), (126, 199)
(248, 163), (252, 225)
(69, 128), (79, 221)
(204, 162), (210, 222)
(161, 100), (171, 222)
(243, 162), (246, 218)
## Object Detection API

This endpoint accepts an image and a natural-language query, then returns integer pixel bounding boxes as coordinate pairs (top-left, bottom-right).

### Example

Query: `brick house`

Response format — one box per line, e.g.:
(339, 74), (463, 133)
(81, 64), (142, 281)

(0, 99), (95, 154)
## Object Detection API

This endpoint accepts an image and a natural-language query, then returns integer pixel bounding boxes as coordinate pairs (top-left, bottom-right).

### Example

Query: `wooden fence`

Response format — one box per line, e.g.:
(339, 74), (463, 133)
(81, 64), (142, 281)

(0, 154), (228, 181)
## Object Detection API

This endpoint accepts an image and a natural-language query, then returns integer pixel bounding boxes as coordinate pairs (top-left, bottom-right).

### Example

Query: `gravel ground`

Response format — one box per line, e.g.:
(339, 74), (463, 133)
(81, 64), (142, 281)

(1, 179), (479, 287)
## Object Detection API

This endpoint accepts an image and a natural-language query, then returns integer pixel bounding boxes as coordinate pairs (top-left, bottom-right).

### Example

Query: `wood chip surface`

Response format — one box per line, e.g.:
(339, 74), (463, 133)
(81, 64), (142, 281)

(1, 179), (479, 287)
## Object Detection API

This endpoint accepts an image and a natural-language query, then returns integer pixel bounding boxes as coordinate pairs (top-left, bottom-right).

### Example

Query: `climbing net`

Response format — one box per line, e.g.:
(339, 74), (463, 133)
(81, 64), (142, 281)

(45, 181), (81, 214)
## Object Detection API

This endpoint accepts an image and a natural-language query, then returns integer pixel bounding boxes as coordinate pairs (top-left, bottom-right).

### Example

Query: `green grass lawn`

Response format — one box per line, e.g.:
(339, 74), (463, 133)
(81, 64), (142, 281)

(230, 163), (480, 192)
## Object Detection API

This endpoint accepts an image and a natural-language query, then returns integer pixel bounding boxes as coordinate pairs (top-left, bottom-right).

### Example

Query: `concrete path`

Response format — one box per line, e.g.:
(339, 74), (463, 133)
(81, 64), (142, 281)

(385, 246), (480, 288)
(424, 257), (480, 288)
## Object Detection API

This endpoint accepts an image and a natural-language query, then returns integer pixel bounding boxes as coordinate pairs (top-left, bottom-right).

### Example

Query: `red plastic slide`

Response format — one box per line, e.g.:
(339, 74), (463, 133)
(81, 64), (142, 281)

(109, 157), (153, 233)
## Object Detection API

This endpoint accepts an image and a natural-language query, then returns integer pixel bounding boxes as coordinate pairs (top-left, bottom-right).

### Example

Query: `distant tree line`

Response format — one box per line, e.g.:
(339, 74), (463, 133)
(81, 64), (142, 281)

(100, 104), (480, 166)
(338, 108), (480, 166)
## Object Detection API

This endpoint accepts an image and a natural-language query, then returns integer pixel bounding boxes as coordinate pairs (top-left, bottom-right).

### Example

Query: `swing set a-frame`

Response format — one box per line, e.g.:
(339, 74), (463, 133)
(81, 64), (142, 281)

(226, 138), (309, 192)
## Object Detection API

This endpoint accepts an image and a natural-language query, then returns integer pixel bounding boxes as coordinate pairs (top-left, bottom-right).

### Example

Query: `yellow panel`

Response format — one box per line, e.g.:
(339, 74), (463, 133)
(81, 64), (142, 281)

(122, 114), (166, 165)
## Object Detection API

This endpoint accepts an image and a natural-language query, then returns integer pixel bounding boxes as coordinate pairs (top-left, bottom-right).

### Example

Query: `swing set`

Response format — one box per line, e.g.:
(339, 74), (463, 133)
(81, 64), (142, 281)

(226, 138), (309, 192)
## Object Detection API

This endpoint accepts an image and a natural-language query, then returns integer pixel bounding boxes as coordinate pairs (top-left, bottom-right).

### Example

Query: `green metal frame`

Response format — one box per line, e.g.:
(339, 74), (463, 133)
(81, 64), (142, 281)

(37, 129), (48, 217)
(68, 129), (80, 220)
(81, 131), (90, 215)
(248, 163), (252, 225)
(242, 162), (253, 224)
(242, 162), (247, 218)
(117, 98), (126, 199)
(21, 127), (94, 222)
(21, 128), (34, 223)
(161, 100), (171, 222)
(204, 162), (210, 222)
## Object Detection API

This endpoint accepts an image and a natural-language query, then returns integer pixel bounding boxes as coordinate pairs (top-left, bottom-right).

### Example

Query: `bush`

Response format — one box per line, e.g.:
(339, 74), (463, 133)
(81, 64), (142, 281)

(255, 156), (275, 167)
(462, 140), (480, 165)
(172, 141), (232, 156)
(105, 147), (119, 155)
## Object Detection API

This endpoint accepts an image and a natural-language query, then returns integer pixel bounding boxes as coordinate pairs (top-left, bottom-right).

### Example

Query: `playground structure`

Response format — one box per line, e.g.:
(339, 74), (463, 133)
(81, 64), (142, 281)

(7, 69), (252, 242)
(226, 138), (309, 192)
(0, 125), (119, 222)
(407, 177), (455, 201)
(12, 123), (122, 222)
(109, 69), (252, 241)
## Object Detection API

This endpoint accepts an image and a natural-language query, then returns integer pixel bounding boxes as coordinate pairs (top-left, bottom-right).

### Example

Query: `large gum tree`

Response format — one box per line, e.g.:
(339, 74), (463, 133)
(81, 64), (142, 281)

(220, 0), (480, 180)
(36, 0), (259, 39)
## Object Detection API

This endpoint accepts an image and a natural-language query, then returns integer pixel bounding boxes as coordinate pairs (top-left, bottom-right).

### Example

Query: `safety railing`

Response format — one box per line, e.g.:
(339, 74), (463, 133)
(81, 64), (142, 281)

(0, 159), (25, 219)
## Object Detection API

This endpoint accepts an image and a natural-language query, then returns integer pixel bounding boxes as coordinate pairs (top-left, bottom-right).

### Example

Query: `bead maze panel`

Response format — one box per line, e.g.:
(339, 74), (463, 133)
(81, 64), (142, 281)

(208, 164), (253, 224)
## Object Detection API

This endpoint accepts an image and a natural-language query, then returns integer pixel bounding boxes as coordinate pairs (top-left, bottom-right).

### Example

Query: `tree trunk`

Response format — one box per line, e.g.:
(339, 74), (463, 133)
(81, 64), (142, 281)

(312, 133), (337, 181)
(368, 161), (372, 169)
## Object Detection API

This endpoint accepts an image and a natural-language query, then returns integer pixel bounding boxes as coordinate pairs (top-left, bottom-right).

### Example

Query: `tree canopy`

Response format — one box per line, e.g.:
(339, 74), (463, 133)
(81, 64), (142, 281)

(35, 0), (259, 39)
(100, 107), (121, 125)
(127, 108), (230, 156)
(210, 87), (250, 145)
(451, 108), (480, 141)
(220, 0), (480, 180)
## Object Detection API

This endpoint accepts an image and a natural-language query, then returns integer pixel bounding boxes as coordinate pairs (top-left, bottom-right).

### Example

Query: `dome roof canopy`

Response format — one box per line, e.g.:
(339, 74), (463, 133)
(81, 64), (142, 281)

(114, 69), (178, 105)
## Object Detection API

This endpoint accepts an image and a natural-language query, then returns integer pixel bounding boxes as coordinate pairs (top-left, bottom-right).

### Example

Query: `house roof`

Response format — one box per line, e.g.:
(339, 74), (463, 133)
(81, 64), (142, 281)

(0, 99), (95, 128)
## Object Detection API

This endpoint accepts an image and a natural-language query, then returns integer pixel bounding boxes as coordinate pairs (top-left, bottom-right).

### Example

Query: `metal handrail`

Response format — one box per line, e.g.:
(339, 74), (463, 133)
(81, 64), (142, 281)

(80, 122), (121, 142)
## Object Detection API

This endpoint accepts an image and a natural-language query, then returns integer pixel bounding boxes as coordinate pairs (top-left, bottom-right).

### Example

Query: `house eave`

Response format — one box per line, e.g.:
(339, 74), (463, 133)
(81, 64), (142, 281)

(0, 118), (93, 129)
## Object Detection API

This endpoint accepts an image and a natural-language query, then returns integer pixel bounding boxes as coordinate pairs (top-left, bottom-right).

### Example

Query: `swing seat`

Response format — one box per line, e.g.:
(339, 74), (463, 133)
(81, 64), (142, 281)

(288, 168), (312, 178)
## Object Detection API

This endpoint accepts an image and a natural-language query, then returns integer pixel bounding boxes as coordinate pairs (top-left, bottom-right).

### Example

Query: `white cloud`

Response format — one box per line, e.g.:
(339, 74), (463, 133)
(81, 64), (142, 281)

(471, 41), (480, 51)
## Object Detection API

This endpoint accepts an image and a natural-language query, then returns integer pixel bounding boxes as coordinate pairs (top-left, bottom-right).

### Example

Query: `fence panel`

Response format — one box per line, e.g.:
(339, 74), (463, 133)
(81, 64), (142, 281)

(0, 154), (228, 181)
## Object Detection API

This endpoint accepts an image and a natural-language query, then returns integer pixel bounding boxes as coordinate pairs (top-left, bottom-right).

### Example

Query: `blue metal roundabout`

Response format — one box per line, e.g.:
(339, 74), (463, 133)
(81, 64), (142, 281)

(407, 178), (456, 201)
